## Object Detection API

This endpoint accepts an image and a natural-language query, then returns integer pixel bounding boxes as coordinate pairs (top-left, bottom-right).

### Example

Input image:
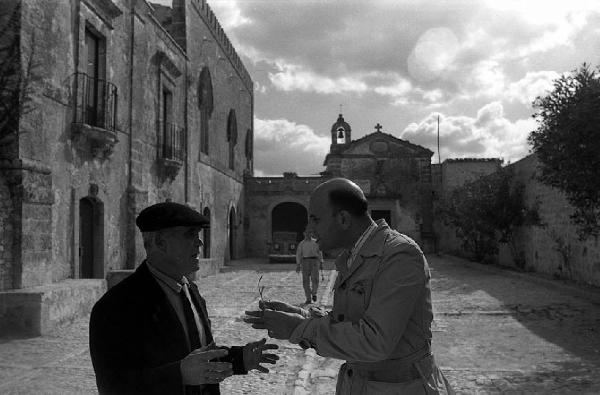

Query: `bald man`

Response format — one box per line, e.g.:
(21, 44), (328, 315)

(245, 178), (453, 394)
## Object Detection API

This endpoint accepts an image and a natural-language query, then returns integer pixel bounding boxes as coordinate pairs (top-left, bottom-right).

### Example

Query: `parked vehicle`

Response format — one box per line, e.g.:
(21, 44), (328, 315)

(267, 231), (299, 263)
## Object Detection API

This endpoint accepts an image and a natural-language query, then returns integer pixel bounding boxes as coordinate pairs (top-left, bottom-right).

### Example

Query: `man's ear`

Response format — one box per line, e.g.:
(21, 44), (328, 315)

(336, 210), (352, 230)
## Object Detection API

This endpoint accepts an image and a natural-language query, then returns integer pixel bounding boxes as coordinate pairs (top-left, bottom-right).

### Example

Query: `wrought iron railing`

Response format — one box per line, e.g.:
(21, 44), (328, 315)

(73, 72), (118, 132)
(157, 121), (186, 162)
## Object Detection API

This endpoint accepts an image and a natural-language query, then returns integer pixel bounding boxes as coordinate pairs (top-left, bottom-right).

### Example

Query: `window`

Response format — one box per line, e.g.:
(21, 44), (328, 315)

(84, 27), (108, 128)
(227, 109), (237, 170)
(162, 88), (173, 126)
(198, 67), (214, 156)
(154, 50), (184, 169)
(336, 127), (345, 144)
(160, 87), (174, 158)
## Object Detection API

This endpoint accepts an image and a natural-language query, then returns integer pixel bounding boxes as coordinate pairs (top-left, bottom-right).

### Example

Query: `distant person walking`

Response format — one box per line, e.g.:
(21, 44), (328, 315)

(295, 231), (323, 304)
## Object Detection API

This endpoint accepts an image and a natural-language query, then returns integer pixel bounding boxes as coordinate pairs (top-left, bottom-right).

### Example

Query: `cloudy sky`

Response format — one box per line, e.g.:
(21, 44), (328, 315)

(156, 0), (600, 176)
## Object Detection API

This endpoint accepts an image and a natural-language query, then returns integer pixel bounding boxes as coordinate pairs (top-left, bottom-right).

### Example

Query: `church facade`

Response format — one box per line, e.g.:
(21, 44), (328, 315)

(245, 114), (437, 259)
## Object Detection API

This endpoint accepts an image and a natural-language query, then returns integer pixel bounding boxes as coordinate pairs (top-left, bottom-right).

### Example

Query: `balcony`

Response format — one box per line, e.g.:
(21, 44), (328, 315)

(72, 72), (118, 158)
(157, 121), (186, 179)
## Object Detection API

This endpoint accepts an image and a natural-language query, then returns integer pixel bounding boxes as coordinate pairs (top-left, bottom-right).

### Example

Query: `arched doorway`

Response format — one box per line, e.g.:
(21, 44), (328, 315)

(79, 197), (104, 279)
(203, 207), (211, 258)
(228, 207), (236, 260)
(271, 202), (308, 244)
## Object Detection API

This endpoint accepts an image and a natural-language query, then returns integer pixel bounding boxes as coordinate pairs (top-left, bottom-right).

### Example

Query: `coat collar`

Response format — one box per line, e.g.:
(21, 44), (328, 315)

(336, 219), (390, 283)
(135, 261), (214, 349)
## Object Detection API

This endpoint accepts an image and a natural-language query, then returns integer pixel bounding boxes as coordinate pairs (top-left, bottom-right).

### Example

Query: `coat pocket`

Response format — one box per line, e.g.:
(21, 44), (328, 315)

(346, 279), (373, 321)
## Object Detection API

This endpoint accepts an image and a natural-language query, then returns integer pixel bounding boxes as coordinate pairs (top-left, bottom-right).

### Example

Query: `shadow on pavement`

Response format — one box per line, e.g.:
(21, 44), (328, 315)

(428, 254), (600, 393)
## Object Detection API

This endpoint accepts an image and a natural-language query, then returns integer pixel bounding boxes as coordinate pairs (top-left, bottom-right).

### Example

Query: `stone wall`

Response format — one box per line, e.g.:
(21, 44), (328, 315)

(441, 158), (502, 191)
(497, 155), (600, 286)
(180, 0), (252, 264)
(435, 158), (504, 254)
(435, 154), (600, 287)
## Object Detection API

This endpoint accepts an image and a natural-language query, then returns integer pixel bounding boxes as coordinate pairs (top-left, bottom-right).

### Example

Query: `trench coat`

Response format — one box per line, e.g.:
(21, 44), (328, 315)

(291, 220), (453, 394)
(89, 261), (247, 395)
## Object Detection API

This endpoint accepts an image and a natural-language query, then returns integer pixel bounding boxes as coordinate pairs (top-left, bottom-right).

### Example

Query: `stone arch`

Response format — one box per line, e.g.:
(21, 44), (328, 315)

(271, 201), (308, 244)
(79, 196), (104, 279)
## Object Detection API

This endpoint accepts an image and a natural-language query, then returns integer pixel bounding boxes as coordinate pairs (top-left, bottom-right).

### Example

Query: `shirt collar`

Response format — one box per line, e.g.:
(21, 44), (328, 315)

(358, 219), (389, 257)
(350, 221), (378, 255)
(346, 221), (378, 268)
(147, 260), (185, 293)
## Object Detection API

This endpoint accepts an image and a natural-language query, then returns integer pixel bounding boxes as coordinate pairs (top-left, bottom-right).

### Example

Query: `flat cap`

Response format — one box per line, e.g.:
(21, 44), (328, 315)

(136, 202), (210, 232)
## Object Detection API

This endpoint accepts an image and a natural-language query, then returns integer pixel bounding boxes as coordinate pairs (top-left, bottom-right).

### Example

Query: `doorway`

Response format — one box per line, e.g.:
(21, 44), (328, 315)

(371, 209), (391, 226)
(79, 197), (104, 279)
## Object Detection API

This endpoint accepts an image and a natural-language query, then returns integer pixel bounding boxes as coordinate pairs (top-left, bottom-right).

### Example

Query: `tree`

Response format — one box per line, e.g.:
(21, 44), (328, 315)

(528, 63), (600, 239)
(438, 168), (541, 265)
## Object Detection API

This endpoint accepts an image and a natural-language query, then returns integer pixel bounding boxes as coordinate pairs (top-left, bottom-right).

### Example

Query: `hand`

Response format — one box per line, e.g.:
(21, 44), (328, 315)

(259, 300), (306, 316)
(244, 309), (306, 340)
(242, 338), (280, 373)
(180, 348), (233, 385)
(295, 265), (301, 273)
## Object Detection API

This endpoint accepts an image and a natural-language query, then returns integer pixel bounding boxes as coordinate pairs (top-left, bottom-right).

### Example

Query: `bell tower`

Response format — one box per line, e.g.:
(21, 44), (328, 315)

(330, 113), (352, 148)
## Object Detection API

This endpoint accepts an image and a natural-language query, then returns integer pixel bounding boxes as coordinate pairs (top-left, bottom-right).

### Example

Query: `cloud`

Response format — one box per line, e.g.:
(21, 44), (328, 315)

(407, 27), (460, 82)
(506, 70), (560, 105)
(374, 78), (412, 98)
(401, 102), (536, 163)
(269, 62), (368, 94)
(208, 0), (251, 30)
(253, 117), (330, 176)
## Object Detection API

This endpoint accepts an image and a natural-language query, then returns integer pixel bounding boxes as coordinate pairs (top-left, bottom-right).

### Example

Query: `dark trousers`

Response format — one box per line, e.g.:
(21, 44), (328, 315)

(301, 258), (320, 300)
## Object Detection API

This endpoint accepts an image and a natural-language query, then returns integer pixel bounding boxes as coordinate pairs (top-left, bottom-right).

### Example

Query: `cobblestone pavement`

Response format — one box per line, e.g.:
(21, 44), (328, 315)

(0, 255), (599, 394)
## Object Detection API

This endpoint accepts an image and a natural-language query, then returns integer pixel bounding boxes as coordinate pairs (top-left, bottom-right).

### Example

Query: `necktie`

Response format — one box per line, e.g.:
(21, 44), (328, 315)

(180, 282), (202, 350)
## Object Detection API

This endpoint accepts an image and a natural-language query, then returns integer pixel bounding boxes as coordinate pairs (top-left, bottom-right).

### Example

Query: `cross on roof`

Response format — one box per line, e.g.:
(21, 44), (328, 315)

(339, 104), (343, 114)
(374, 123), (383, 133)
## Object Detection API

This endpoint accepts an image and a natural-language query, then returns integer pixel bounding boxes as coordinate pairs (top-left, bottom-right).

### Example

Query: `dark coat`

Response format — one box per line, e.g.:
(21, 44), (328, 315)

(89, 261), (246, 395)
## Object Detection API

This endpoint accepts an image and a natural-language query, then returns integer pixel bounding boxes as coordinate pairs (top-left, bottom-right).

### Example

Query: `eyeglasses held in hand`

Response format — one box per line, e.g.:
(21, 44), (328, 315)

(257, 274), (267, 308)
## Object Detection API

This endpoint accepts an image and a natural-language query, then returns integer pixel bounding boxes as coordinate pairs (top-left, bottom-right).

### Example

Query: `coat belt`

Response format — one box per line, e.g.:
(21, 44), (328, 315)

(346, 345), (432, 383)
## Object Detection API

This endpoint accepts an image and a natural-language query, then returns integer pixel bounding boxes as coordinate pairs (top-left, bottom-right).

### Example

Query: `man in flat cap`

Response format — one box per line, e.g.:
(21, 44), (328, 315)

(90, 202), (279, 395)
(244, 178), (453, 394)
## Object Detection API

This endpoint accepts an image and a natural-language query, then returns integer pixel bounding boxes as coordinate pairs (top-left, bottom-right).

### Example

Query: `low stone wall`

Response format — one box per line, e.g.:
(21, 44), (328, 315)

(0, 279), (106, 337)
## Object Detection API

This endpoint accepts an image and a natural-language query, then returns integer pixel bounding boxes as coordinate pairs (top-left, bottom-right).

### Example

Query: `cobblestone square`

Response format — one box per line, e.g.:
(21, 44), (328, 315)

(1, 256), (600, 394)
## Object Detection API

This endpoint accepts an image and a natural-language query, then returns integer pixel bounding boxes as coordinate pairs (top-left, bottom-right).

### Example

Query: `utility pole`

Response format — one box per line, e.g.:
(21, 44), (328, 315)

(437, 115), (441, 164)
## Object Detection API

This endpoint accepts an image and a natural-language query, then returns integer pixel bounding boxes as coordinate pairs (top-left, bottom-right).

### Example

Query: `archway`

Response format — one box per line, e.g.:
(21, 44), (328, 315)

(79, 197), (104, 279)
(271, 202), (308, 243)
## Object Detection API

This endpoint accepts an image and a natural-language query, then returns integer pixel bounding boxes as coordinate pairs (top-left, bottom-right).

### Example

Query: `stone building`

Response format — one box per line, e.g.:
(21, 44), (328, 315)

(0, 0), (253, 335)
(245, 114), (437, 258)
